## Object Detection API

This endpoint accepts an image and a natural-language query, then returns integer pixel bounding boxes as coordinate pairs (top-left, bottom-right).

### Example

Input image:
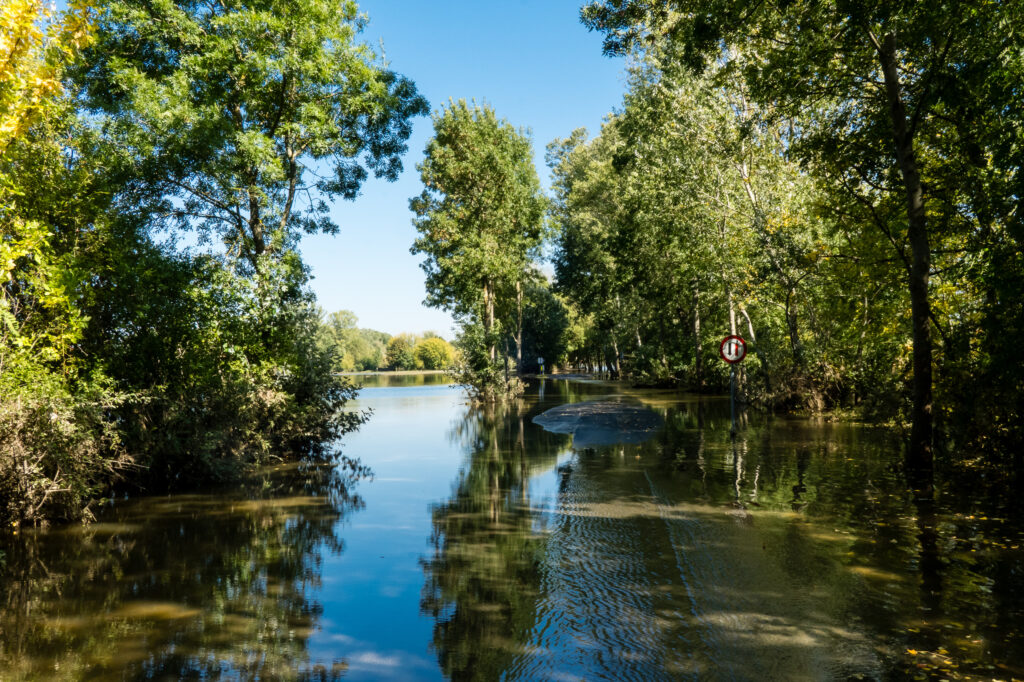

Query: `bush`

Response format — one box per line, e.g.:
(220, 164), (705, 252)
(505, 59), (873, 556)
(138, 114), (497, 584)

(453, 322), (523, 402)
(0, 360), (132, 526)
(386, 335), (417, 370)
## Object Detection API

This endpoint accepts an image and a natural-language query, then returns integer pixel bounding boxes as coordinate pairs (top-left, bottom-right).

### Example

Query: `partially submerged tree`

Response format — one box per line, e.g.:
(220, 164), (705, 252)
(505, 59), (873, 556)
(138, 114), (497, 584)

(581, 0), (1017, 471)
(411, 100), (546, 399)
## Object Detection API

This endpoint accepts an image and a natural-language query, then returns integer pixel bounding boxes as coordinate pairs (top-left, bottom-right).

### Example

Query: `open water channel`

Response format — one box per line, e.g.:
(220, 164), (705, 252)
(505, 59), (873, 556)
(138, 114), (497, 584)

(2, 375), (1023, 680)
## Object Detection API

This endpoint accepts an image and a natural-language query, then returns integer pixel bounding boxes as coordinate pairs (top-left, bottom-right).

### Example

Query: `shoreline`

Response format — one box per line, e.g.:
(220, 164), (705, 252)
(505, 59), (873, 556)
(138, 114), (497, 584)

(337, 369), (449, 376)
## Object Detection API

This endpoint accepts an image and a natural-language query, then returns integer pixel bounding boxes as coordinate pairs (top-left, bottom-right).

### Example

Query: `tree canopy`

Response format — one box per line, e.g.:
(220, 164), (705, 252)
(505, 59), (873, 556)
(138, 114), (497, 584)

(576, 0), (1024, 470)
(76, 0), (428, 273)
(411, 100), (547, 398)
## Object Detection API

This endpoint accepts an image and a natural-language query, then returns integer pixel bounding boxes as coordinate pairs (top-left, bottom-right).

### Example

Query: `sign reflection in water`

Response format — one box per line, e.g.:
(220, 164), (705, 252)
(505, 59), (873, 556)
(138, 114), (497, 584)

(2, 375), (1024, 680)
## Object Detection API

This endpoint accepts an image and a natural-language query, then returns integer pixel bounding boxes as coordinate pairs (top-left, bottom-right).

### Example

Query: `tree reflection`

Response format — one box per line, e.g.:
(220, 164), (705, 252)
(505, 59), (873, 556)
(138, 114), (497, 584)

(422, 400), (567, 680)
(0, 461), (366, 680)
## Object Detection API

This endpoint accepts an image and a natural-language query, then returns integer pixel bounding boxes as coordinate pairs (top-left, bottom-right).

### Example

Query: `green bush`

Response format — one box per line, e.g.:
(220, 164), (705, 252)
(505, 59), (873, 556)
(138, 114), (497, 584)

(453, 322), (523, 402)
(386, 334), (417, 370)
(0, 360), (132, 526)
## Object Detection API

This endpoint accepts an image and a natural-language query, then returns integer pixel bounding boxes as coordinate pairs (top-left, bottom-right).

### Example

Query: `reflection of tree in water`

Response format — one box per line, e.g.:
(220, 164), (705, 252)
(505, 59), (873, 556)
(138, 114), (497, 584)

(0, 460), (367, 681)
(422, 400), (567, 680)
(657, 405), (1024, 678)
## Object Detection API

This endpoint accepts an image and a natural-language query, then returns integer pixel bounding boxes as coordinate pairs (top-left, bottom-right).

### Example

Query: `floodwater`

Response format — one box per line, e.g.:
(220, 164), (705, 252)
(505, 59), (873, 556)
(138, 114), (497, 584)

(2, 376), (1023, 680)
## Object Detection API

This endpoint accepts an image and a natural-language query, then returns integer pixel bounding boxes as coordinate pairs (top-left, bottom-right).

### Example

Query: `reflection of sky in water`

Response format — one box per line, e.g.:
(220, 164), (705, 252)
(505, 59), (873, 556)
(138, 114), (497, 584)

(4, 378), (1024, 680)
(309, 383), (463, 680)
(529, 451), (575, 535)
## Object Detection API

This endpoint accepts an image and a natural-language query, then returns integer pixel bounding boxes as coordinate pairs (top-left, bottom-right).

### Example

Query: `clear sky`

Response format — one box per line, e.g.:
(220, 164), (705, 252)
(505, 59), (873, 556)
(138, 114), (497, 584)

(298, 0), (628, 339)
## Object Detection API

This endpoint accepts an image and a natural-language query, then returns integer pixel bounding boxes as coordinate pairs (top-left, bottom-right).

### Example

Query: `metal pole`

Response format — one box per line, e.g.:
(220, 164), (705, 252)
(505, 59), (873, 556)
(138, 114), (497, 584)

(730, 365), (737, 437)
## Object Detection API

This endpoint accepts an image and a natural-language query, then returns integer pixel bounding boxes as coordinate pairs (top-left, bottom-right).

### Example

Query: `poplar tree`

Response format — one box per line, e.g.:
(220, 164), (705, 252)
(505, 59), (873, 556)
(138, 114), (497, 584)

(582, 0), (1014, 471)
(410, 100), (546, 394)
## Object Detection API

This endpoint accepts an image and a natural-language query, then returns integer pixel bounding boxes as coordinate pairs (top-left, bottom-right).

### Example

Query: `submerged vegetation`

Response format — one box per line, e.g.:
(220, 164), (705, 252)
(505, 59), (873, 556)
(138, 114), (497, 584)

(1, 0), (426, 526)
(409, 2), (1024, 476)
(561, 0), (1024, 472)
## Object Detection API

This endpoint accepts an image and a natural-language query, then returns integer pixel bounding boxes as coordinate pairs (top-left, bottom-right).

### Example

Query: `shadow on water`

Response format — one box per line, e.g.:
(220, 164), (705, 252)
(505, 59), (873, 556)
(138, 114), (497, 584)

(0, 461), (368, 681)
(422, 379), (1024, 681)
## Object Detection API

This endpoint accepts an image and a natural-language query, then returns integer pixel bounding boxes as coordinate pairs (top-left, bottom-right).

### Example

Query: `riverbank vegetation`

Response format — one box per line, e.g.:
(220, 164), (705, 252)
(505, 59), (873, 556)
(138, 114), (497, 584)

(6, 0), (1024, 524)
(1, 0), (427, 527)
(563, 0), (1024, 471)
(409, 3), (1024, 473)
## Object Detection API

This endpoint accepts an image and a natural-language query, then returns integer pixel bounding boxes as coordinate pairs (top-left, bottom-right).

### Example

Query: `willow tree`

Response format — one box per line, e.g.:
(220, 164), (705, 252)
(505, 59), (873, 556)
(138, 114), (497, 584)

(74, 0), (427, 275)
(411, 100), (546, 396)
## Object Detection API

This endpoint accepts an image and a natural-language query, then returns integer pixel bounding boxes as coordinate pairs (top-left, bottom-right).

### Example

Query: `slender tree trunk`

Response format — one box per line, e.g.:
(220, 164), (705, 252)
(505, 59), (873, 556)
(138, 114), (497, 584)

(693, 283), (703, 391)
(483, 278), (496, 363)
(514, 280), (523, 375)
(503, 337), (510, 383)
(611, 336), (621, 378)
(875, 31), (933, 471)
(740, 306), (771, 395)
(728, 289), (737, 337)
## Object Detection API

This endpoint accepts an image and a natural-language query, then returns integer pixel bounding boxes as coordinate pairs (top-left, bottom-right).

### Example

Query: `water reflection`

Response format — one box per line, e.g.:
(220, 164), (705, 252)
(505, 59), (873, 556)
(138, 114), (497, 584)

(0, 461), (366, 680)
(420, 400), (567, 680)
(3, 378), (1024, 680)
(347, 372), (452, 389)
(423, 384), (1024, 680)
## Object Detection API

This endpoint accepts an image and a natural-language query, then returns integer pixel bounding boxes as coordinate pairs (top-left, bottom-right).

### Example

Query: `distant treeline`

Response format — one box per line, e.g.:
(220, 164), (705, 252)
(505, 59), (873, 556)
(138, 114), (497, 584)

(317, 311), (456, 372)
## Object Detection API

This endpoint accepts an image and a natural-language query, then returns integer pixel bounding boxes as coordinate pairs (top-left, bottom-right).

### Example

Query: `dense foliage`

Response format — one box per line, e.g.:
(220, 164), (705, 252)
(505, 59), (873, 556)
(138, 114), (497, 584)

(318, 310), (392, 372)
(554, 0), (1024, 468)
(1, 0), (425, 526)
(411, 100), (548, 400)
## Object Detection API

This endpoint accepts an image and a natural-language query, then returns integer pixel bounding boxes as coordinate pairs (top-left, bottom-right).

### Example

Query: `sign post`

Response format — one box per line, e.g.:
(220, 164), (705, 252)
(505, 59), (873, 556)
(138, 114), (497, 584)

(719, 335), (747, 436)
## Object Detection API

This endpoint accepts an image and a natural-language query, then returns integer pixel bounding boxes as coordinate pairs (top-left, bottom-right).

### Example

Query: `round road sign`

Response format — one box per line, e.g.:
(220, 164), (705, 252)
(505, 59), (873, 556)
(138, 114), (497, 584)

(719, 335), (747, 364)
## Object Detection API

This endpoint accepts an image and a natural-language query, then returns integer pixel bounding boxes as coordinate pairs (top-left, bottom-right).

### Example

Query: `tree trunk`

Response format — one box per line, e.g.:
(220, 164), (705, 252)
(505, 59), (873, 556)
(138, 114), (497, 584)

(514, 280), (523, 375)
(483, 278), (496, 363)
(693, 283), (703, 391)
(611, 336), (621, 378)
(728, 289), (737, 337)
(876, 32), (933, 471)
(740, 306), (771, 396)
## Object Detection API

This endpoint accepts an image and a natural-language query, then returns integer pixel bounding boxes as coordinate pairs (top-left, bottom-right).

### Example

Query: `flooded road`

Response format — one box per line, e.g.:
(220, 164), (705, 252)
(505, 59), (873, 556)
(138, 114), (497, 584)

(2, 375), (1023, 680)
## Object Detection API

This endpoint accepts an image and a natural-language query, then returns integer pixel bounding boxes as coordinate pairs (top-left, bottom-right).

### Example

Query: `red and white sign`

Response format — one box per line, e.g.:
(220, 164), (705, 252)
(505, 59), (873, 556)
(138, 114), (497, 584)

(719, 335), (747, 364)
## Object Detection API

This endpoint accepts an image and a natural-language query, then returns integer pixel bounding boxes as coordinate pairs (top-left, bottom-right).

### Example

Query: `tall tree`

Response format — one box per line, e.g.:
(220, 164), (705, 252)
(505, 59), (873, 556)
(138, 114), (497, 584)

(410, 100), (546, 395)
(582, 0), (1012, 470)
(74, 0), (428, 274)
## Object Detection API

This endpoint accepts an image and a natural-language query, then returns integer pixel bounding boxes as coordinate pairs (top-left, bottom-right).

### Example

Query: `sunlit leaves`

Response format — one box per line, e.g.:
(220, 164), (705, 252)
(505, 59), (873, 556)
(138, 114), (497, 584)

(76, 0), (427, 273)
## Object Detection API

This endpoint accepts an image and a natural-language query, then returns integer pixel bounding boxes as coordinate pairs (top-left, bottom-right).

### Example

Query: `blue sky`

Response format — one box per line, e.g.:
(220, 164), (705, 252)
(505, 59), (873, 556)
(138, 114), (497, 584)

(299, 0), (629, 338)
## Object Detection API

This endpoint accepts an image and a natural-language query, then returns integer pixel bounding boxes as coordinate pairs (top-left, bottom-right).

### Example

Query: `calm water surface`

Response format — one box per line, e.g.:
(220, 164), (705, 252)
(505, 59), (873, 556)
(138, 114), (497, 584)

(2, 376), (1023, 680)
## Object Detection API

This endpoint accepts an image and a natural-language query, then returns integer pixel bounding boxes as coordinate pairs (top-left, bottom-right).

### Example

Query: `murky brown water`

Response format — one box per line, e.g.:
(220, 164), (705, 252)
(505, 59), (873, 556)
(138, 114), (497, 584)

(2, 376), (1023, 680)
